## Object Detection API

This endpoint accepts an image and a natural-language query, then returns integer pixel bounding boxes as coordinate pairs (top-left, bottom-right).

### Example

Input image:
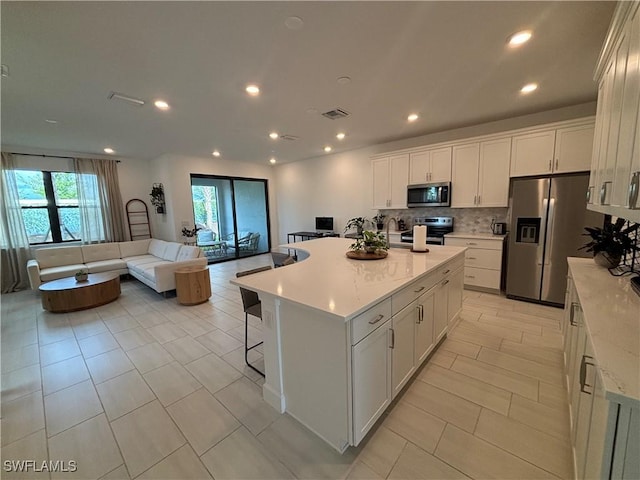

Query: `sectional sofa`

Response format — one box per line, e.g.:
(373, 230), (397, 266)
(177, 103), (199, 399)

(27, 239), (207, 294)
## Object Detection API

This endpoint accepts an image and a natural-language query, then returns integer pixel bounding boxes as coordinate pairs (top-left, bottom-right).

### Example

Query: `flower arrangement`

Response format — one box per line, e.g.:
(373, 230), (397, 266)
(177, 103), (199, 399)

(349, 230), (389, 254)
(181, 225), (201, 238)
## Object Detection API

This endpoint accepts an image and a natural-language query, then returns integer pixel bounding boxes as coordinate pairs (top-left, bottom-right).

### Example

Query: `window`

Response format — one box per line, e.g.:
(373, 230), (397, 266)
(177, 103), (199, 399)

(15, 170), (82, 244)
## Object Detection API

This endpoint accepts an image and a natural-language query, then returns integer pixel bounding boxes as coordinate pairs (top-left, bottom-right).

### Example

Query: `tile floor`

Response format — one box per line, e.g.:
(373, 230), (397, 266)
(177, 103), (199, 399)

(1, 254), (573, 479)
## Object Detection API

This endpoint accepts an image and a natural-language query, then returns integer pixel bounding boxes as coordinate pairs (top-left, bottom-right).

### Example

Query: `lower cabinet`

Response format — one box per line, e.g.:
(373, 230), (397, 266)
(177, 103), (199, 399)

(444, 235), (505, 292)
(391, 302), (418, 398)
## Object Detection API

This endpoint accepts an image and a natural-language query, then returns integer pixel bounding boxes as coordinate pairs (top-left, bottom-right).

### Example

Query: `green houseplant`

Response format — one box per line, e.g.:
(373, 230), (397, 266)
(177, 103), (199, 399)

(372, 213), (385, 231)
(345, 217), (367, 235)
(75, 269), (88, 282)
(149, 184), (165, 214)
(580, 218), (639, 268)
(349, 230), (389, 254)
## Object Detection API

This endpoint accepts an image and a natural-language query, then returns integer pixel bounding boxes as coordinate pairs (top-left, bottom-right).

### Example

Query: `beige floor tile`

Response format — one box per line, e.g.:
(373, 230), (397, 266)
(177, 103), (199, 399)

(227, 324), (262, 347)
(96, 370), (156, 420)
(1, 364), (42, 402)
(184, 353), (242, 394)
(257, 415), (356, 480)
(383, 401), (445, 454)
(220, 347), (264, 383)
(146, 322), (187, 344)
(41, 356), (89, 395)
(515, 302), (564, 321)
(94, 304), (129, 320)
(448, 326), (503, 350)
(346, 461), (384, 480)
(143, 361), (201, 406)
(2, 328), (38, 351)
(460, 303), (499, 316)
(456, 319), (523, 342)
(500, 339), (564, 368)
(196, 329), (244, 356)
(357, 426), (406, 478)
(201, 426), (295, 480)
(477, 347), (564, 385)
(98, 465), (129, 480)
(1, 344), (39, 374)
(37, 318), (74, 346)
(39, 338), (80, 367)
(477, 313), (543, 335)
(102, 315), (140, 334)
(403, 380), (481, 433)
(457, 308), (483, 321)
(172, 317), (216, 338)
(0, 430), (50, 480)
(85, 348), (135, 384)
(388, 442), (468, 480)
(435, 424), (557, 479)
(126, 342), (174, 374)
(70, 318), (109, 340)
(166, 388), (239, 455)
(137, 444), (212, 479)
(44, 380), (103, 436)
(111, 400), (186, 478)
(439, 338), (480, 359)
(78, 331), (120, 358)
(162, 336), (210, 365)
(428, 348), (457, 369)
(496, 309), (561, 330)
(48, 414), (123, 480)
(113, 327), (155, 351)
(450, 355), (539, 400)
(1, 390), (45, 446)
(135, 312), (170, 329)
(475, 408), (573, 479)
(521, 332), (564, 350)
(509, 394), (570, 441)
(204, 312), (243, 332)
(539, 381), (570, 409)
(418, 363), (512, 415)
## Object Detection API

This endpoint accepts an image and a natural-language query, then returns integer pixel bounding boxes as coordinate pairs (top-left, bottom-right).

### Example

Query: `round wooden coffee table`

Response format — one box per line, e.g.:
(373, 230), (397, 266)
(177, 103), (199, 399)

(39, 272), (121, 313)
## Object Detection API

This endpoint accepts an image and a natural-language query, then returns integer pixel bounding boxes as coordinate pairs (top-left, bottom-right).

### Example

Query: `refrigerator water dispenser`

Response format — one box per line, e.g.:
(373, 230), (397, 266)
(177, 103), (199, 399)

(515, 217), (541, 244)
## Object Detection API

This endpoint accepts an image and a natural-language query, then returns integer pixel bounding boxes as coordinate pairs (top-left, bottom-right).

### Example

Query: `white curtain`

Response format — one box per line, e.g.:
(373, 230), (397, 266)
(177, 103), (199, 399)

(73, 158), (126, 243)
(0, 152), (31, 292)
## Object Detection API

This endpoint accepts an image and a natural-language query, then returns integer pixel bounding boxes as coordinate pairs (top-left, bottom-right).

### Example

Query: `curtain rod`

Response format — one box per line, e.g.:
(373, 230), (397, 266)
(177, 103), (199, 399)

(6, 152), (121, 163)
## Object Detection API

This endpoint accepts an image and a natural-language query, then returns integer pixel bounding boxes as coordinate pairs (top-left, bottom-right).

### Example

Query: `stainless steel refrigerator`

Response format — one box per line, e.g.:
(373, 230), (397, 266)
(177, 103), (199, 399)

(506, 173), (603, 306)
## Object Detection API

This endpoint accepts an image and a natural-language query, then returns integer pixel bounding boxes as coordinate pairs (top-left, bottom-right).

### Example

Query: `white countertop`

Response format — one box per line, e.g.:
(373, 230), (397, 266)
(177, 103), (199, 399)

(568, 258), (640, 407)
(231, 237), (466, 321)
(445, 232), (507, 241)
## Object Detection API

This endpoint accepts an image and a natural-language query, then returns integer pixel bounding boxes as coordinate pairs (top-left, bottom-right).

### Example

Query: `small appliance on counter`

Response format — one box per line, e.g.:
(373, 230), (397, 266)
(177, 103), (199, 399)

(491, 220), (507, 235)
(397, 218), (407, 231)
(401, 216), (454, 245)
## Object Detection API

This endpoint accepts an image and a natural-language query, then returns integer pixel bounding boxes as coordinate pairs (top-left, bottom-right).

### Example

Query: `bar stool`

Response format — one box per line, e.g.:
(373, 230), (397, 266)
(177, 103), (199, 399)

(235, 265), (272, 377)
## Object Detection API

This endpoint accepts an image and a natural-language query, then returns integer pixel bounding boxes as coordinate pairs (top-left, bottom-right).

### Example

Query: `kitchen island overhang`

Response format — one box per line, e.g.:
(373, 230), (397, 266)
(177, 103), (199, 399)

(231, 237), (466, 452)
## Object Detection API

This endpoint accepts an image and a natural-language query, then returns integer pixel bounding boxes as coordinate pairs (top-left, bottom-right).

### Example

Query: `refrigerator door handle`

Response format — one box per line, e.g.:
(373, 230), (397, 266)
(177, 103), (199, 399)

(537, 198), (549, 266)
(544, 198), (556, 265)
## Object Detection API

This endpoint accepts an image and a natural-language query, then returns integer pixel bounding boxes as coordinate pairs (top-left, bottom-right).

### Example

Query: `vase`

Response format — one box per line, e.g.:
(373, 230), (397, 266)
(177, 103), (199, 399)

(594, 251), (621, 269)
(75, 273), (88, 282)
(357, 226), (363, 236)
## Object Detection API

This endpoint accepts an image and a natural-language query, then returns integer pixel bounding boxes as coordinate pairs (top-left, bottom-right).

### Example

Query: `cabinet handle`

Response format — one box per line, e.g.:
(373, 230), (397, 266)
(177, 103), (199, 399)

(466, 242), (478, 246)
(416, 305), (421, 324)
(569, 302), (579, 326)
(579, 355), (595, 395)
(368, 314), (385, 325)
(629, 172), (639, 209)
(442, 279), (449, 286)
(477, 195), (481, 205)
(548, 160), (552, 171)
(467, 257), (477, 260)
(389, 329), (395, 349)
(442, 269), (450, 275)
(555, 159), (558, 170)
(473, 195), (477, 205)
(600, 182), (612, 205)
(586, 186), (593, 204)
(414, 286), (425, 293)
(465, 275), (475, 279)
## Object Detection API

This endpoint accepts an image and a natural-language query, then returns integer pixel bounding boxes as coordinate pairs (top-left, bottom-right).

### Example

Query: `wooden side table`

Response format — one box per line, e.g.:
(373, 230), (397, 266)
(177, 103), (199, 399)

(175, 266), (211, 305)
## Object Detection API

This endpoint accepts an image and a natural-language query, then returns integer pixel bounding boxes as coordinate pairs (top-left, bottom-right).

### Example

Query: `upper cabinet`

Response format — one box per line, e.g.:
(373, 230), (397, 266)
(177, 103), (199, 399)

(588, 1), (640, 223)
(409, 147), (452, 184)
(510, 124), (594, 178)
(372, 154), (409, 209)
(451, 138), (511, 208)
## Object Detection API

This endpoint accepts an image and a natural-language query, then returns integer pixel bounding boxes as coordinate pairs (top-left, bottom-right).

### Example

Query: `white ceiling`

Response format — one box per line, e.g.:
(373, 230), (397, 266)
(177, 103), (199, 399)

(1, 1), (616, 164)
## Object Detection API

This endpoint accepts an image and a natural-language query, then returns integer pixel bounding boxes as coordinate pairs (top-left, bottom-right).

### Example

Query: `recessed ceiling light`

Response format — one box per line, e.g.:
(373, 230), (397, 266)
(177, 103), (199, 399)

(336, 133), (346, 140)
(337, 76), (351, 85)
(44, 119), (58, 124)
(508, 30), (533, 47)
(212, 150), (221, 157)
(324, 146), (332, 153)
(520, 83), (538, 94)
(269, 132), (279, 139)
(154, 100), (170, 110)
(270, 157), (277, 164)
(104, 148), (115, 154)
(246, 84), (260, 96)
(407, 113), (419, 122)
(284, 16), (304, 30)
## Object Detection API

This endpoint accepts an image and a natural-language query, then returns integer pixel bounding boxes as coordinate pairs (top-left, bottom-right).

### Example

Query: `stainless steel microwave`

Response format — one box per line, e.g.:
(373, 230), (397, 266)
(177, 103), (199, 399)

(407, 182), (451, 207)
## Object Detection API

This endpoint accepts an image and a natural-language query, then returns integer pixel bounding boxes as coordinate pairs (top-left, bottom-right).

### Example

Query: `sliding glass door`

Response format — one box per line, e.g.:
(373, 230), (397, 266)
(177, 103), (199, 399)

(190, 175), (270, 262)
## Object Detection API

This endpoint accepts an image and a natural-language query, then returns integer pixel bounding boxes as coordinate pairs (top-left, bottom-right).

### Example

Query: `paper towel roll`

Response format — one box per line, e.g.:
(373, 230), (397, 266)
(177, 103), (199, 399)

(413, 225), (427, 251)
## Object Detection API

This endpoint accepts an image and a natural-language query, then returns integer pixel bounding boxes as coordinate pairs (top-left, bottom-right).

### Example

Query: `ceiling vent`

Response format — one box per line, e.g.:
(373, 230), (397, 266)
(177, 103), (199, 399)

(321, 108), (350, 120)
(108, 91), (145, 106)
(279, 134), (299, 141)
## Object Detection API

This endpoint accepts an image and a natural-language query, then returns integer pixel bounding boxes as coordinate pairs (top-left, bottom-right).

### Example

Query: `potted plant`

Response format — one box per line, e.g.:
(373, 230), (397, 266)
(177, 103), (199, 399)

(344, 217), (368, 235)
(580, 218), (639, 268)
(372, 213), (385, 231)
(181, 225), (201, 245)
(349, 230), (389, 254)
(75, 269), (88, 282)
(150, 184), (165, 214)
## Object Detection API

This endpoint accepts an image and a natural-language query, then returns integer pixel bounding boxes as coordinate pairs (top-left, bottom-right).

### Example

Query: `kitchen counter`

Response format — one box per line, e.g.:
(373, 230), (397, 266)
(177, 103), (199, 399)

(445, 232), (507, 240)
(568, 258), (640, 407)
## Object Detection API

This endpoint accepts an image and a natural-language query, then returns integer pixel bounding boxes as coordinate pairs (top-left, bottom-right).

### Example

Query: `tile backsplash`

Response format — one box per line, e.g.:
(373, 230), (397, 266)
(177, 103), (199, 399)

(381, 207), (509, 234)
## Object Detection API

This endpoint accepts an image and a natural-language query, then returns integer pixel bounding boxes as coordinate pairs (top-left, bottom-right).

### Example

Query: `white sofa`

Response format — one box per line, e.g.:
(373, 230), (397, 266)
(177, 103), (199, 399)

(27, 239), (207, 294)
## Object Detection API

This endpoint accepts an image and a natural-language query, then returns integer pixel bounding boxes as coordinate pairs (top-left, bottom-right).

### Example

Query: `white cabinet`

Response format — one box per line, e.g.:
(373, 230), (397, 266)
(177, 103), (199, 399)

(445, 235), (505, 292)
(446, 266), (464, 328)
(451, 138), (511, 208)
(555, 124), (597, 174)
(391, 302), (417, 398)
(415, 288), (435, 366)
(409, 147), (452, 184)
(372, 154), (409, 209)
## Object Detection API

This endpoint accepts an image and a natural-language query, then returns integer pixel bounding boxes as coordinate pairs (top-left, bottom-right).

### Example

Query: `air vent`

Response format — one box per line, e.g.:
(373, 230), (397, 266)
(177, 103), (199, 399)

(321, 108), (350, 120)
(279, 135), (299, 141)
(108, 91), (145, 106)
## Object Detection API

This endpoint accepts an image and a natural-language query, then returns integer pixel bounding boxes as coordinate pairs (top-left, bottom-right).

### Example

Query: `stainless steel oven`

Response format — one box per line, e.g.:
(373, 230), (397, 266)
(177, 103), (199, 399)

(401, 216), (454, 245)
(407, 182), (451, 207)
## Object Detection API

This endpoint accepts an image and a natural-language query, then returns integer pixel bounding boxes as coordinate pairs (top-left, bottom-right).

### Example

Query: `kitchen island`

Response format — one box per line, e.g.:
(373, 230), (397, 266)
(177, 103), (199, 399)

(231, 237), (466, 452)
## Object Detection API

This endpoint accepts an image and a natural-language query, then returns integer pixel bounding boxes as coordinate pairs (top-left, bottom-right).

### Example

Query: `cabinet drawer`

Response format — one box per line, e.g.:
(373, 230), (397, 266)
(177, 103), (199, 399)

(463, 266), (501, 290)
(465, 248), (502, 270)
(446, 237), (504, 250)
(393, 279), (430, 316)
(351, 297), (392, 345)
(439, 255), (464, 274)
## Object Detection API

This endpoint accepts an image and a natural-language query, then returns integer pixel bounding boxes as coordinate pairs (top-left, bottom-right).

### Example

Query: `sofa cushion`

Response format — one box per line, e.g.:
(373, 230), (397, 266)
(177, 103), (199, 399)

(125, 255), (159, 269)
(119, 239), (151, 258)
(40, 264), (87, 282)
(148, 239), (168, 259)
(35, 247), (84, 269)
(176, 245), (201, 261)
(138, 261), (172, 281)
(85, 259), (127, 274)
(81, 243), (121, 263)
(161, 242), (181, 261)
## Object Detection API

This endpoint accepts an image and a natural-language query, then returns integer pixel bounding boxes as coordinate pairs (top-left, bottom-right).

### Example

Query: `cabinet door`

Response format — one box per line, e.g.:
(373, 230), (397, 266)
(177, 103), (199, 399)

(451, 144), (480, 207)
(588, 81), (607, 205)
(478, 138), (511, 207)
(391, 303), (417, 398)
(409, 151), (430, 184)
(510, 130), (556, 177)
(372, 158), (390, 209)
(352, 320), (392, 445)
(574, 336), (596, 479)
(433, 280), (448, 344)
(597, 61), (617, 205)
(554, 124), (595, 174)
(389, 154), (409, 209)
(583, 366), (615, 480)
(415, 288), (435, 365)
(429, 147), (453, 183)
(446, 267), (464, 328)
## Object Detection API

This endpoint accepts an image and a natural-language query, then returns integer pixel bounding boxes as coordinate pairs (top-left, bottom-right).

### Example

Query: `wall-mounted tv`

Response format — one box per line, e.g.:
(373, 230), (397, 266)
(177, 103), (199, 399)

(315, 217), (334, 231)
